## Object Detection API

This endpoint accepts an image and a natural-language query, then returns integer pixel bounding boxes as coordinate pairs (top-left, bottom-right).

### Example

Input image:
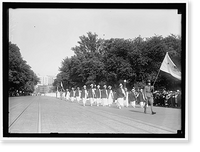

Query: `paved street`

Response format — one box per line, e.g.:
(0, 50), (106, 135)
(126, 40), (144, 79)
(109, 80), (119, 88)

(8, 96), (181, 134)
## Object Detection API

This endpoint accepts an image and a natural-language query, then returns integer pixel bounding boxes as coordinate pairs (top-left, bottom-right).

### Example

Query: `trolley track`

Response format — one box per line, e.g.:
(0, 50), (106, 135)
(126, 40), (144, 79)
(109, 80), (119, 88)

(9, 97), (31, 111)
(66, 100), (175, 133)
(9, 97), (41, 133)
(8, 96), (177, 133)
(71, 103), (151, 133)
(89, 106), (175, 133)
(65, 105), (122, 133)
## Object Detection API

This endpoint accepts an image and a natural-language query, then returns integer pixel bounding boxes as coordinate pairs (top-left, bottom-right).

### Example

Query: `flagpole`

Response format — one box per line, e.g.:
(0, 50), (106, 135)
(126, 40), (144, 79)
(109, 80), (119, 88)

(152, 52), (168, 86)
(153, 69), (161, 86)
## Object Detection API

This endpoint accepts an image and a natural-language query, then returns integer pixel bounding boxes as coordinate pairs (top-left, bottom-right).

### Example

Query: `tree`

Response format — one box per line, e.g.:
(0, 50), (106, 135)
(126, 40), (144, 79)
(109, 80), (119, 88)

(9, 42), (40, 96)
(56, 33), (182, 91)
(56, 32), (106, 89)
(71, 32), (103, 59)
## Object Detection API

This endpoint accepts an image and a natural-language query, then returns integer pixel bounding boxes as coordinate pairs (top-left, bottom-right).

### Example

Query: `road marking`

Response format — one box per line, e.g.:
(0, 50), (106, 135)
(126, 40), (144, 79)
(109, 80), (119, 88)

(9, 99), (35, 129)
(38, 98), (41, 133)
(71, 102), (176, 133)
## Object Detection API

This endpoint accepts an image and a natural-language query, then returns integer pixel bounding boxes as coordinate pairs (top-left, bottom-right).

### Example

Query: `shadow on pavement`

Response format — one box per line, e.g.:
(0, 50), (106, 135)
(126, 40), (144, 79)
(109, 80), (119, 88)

(129, 109), (145, 114)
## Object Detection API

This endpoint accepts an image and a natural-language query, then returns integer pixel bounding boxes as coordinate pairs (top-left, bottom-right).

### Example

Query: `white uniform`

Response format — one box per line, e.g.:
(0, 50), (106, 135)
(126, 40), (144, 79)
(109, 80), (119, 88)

(66, 91), (70, 101)
(116, 87), (126, 108)
(124, 91), (129, 107)
(95, 88), (101, 106)
(76, 90), (81, 103)
(81, 89), (88, 106)
(101, 88), (108, 106)
(108, 90), (114, 106)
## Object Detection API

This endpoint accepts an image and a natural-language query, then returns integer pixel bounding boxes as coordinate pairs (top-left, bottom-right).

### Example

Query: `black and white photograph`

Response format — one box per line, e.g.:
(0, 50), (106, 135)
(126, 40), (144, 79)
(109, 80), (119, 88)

(2, 2), (187, 139)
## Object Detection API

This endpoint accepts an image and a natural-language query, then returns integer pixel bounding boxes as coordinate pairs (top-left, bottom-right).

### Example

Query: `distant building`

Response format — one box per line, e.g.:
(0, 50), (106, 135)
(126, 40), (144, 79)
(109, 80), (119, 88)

(34, 74), (56, 94)
(47, 75), (56, 85)
(37, 74), (56, 86)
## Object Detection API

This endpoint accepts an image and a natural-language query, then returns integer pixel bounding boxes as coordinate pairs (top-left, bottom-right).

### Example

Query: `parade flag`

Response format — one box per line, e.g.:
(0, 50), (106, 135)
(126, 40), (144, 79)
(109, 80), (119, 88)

(160, 52), (181, 80)
(61, 82), (64, 89)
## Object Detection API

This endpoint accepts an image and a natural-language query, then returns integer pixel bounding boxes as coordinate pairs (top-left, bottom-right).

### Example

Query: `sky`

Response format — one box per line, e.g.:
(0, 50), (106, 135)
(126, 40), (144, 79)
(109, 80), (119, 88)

(9, 9), (181, 76)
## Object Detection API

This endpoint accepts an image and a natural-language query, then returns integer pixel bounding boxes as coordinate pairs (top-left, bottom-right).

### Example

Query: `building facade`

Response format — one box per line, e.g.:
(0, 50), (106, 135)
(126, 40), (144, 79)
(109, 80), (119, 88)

(37, 74), (56, 86)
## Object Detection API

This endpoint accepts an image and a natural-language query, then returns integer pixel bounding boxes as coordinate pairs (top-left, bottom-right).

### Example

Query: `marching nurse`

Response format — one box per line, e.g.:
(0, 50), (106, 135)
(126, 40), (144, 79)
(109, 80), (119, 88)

(124, 87), (129, 107)
(101, 84), (108, 106)
(108, 85), (114, 107)
(60, 89), (63, 100)
(88, 84), (95, 106)
(56, 87), (59, 98)
(75, 87), (81, 103)
(70, 87), (75, 102)
(95, 84), (101, 106)
(81, 85), (88, 106)
(65, 89), (70, 101)
(116, 83), (126, 109)
(93, 84), (97, 105)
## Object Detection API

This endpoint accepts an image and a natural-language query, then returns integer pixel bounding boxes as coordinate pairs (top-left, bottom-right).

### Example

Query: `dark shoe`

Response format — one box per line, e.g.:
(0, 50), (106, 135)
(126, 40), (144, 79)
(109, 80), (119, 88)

(144, 108), (146, 114)
(152, 112), (156, 115)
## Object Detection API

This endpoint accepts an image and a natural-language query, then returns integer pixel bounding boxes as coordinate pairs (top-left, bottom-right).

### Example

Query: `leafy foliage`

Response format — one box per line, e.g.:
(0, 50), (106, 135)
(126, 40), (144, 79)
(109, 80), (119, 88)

(9, 42), (40, 96)
(55, 32), (182, 91)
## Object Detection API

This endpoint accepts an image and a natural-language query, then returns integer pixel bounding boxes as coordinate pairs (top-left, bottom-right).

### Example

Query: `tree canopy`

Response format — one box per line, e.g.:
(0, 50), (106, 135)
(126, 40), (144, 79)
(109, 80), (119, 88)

(9, 42), (40, 96)
(54, 32), (182, 91)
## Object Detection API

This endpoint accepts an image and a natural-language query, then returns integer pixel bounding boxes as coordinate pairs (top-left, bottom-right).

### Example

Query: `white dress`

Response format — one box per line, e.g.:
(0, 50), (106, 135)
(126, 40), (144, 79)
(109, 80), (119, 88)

(108, 90), (113, 105)
(66, 91), (70, 100)
(124, 92), (129, 107)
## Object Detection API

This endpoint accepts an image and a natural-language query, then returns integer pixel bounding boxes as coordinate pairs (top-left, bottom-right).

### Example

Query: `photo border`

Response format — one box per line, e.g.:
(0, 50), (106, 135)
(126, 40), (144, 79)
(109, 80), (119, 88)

(2, 2), (187, 140)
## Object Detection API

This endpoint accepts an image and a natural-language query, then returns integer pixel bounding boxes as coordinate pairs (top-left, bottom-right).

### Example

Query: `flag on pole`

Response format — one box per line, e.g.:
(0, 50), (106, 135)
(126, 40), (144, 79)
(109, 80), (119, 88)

(160, 52), (181, 80)
(61, 82), (64, 89)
